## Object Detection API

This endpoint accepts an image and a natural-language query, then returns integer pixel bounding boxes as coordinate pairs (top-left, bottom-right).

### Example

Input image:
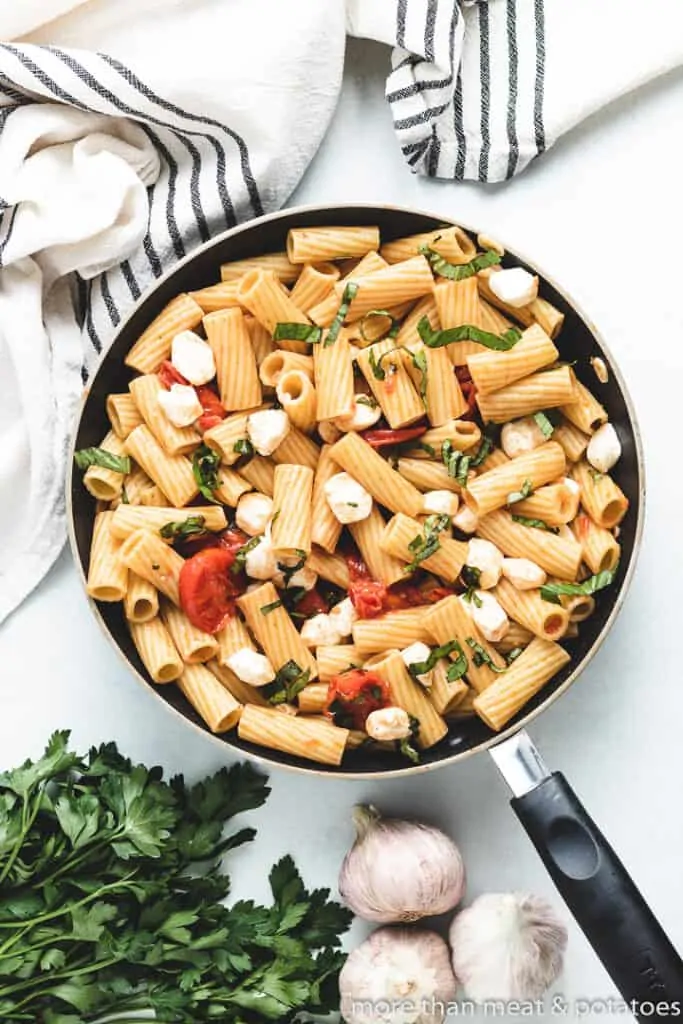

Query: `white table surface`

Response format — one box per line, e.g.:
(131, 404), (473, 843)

(5, 38), (683, 1023)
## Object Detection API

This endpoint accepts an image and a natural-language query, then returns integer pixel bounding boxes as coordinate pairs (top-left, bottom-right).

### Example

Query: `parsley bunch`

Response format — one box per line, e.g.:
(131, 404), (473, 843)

(0, 732), (351, 1023)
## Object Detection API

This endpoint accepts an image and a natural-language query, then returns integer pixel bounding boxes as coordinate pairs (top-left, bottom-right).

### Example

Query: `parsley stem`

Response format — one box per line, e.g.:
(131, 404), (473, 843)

(0, 954), (121, 999)
(0, 795), (43, 886)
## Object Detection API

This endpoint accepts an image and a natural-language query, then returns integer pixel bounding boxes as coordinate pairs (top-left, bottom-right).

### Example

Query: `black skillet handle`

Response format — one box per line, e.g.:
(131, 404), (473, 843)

(511, 772), (683, 1018)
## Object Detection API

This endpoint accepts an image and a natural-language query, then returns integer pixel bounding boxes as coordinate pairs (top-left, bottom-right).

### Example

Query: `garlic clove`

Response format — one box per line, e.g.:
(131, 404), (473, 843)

(449, 892), (567, 1002)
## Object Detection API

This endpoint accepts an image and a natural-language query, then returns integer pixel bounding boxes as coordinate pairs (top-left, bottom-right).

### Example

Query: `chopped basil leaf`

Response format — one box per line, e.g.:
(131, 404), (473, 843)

(121, 485), (130, 505)
(271, 509), (281, 524)
(411, 349), (429, 410)
(260, 599), (283, 615)
(191, 444), (221, 503)
(398, 714), (421, 763)
(232, 535), (261, 574)
(74, 447), (131, 474)
(159, 515), (207, 541)
(507, 478), (534, 505)
(277, 549), (307, 586)
(412, 440), (436, 457)
(368, 345), (399, 381)
(506, 647), (524, 664)
(388, 320), (401, 339)
(469, 424), (498, 468)
(418, 316), (522, 352)
(347, 501), (359, 508)
(233, 438), (254, 459)
(533, 411), (555, 439)
(419, 245), (501, 281)
(326, 281), (359, 345)
(460, 565), (482, 606)
(273, 322), (323, 344)
(408, 639), (464, 678)
(263, 659), (311, 705)
(540, 567), (618, 605)
(356, 394), (378, 408)
(446, 644), (469, 682)
(511, 514), (559, 534)
(589, 468), (605, 483)
(359, 309), (396, 343)
(404, 514), (450, 574)
(442, 440), (470, 487)
(465, 637), (507, 673)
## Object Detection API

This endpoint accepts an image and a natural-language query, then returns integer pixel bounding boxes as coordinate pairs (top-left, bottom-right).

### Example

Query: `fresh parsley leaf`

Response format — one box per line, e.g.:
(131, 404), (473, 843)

(507, 478), (534, 505)
(404, 514), (450, 574)
(191, 443), (221, 503)
(233, 438), (255, 458)
(261, 599), (283, 615)
(326, 281), (358, 345)
(273, 323), (323, 343)
(465, 637), (507, 673)
(511, 514), (559, 534)
(73, 447), (131, 474)
(160, 515), (207, 541)
(263, 660), (311, 704)
(419, 245), (501, 281)
(418, 316), (522, 352)
(534, 410), (556, 439)
(540, 566), (618, 605)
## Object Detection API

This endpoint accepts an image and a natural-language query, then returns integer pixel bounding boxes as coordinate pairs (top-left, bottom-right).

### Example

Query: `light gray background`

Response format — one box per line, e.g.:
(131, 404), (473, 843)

(4, 39), (683, 1022)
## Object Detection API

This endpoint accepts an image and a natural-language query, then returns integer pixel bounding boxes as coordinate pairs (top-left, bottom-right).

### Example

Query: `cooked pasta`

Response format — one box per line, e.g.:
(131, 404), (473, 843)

(129, 375), (200, 456)
(129, 618), (183, 684)
(204, 308), (262, 411)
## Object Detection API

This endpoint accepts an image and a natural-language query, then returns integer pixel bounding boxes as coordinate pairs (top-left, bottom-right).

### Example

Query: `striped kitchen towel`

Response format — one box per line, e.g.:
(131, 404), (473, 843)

(0, 0), (681, 623)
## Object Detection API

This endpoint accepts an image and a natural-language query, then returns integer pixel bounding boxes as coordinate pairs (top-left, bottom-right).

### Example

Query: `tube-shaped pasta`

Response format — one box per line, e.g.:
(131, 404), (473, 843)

(110, 504), (227, 542)
(125, 425), (198, 508)
(125, 293), (204, 374)
(553, 418), (590, 463)
(129, 374), (200, 456)
(308, 252), (389, 326)
(337, 256), (435, 324)
(271, 464), (314, 557)
(352, 609), (433, 656)
(479, 299), (514, 335)
(220, 251), (299, 284)
(289, 262), (340, 311)
(238, 456), (276, 497)
(571, 461), (629, 529)
(314, 331), (355, 421)
(238, 705), (348, 765)
(348, 505), (406, 586)
(402, 419), (482, 457)
(414, 343), (468, 425)
(307, 547), (351, 590)
(381, 513), (467, 582)
(329, 432), (424, 517)
(446, 688), (477, 719)
(297, 682), (329, 714)
(214, 467), (252, 506)
(276, 371), (318, 433)
(394, 295), (440, 347)
(106, 393), (143, 438)
(161, 601), (219, 663)
(397, 459), (460, 495)
(478, 447), (511, 474)
(236, 269), (310, 354)
(345, 301), (415, 347)
(87, 511), (128, 601)
(477, 510), (583, 580)
(208, 660), (269, 708)
(356, 338), (424, 429)
(467, 325), (559, 395)
(340, 250), (388, 278)
(560, 378), (608, 434)
(473, 638), (571, 731)
(311, 446), (344, 553)
(129, 618), (183, 684)
(531, 297), (565, 339)
(365, 650), (448, 749)
(245, 315), (275, 371)
(429, 659), (470, 715)
(476, 367), (577, 423)
(124, 572), (158, 623)
(494, 620), (534, 654)
(119, 528), (185, 605)
(424, 595), (506, 693)
(190, 280), (241, 312)
(380, 225), (476, 265)
(216, 613), (255, 665)
(572, 512), (621, 575)
(317, 644), (362, 680)
(83, 431), (128, 501)
(433, 278), (487, 365)
(203, 412), (251, 464)
(272, 426), (320, 471)
(494, 577), (570, 641)
(178, 663), (242, 733)
(236, 582), (318, 678)
(562, 592), (595, 623)
(464, 442), (566, 517)
(513, 482), (580, 526)
(287, 225), (380, 264)
(260, 350), (314, 387)
(204, 308), (262, 411)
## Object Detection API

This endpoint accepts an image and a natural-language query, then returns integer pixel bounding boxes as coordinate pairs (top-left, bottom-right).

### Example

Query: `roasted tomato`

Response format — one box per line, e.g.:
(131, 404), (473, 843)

(326, 669), (390, 730)
(361, 425), (427, 449)
(179, 547), (241, 633)
(196, 385), (226, 432)
(348, 577), (387, 618)
(158, 360), (189, 389)
(177, 525), (249, 560)
(455, 366), (477, 419)
(293, 588), (330, 618)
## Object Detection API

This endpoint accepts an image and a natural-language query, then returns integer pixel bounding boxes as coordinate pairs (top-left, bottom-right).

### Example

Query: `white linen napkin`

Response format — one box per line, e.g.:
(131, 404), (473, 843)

(0, 0), (681, 623)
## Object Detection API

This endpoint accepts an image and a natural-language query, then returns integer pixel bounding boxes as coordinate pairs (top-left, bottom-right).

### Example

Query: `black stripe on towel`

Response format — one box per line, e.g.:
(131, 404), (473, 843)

(426, 123), (441, 177)
(120, 260), (142, 301)
(453, 70), (466, 180)
(394, 102), (449, 131)
(100, 274), (120, 327)
(424, 0), (439, 62)
(84, 281), (102, 354)
(138, 124), (185, 261)
(533, 0), (546, 153)
(397, 0), (408, 49)
(478, 1), (491, 181)
(506, 0), (520, 178)
(386, 75), (453, 104)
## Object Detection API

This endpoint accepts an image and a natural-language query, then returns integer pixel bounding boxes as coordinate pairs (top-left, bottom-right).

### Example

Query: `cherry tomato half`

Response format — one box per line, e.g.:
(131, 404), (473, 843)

(179, 547), (240, 633)
(361, 425), (427, 449)
(158, 360), (189, 389)
(326, 669), (390, 730)
(348, 577), (387, 619)
(294, 588), (330, 618)
(196, 385), (226, 432)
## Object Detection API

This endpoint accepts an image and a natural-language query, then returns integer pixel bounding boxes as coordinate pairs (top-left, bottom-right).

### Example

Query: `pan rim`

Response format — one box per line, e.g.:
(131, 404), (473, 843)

(66, 200), (646, 780)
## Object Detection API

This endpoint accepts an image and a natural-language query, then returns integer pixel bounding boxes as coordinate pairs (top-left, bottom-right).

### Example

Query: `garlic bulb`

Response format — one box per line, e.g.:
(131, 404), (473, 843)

(449, 892), (567, 1001)
(339, 806), (465, 923)
(339, 926), (457, 1024)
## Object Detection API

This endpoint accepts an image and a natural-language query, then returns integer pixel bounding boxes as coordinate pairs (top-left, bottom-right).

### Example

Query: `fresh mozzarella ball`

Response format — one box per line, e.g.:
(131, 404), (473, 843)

(501, 557), (547, 590)
(422, 490), (459, 517)
(401, 641), (433, 687)
(467, 538), (504, 589)
(328, 597), (357, 638)
(334, 395), (382, 432)
(466, 591), (509, 643)
(300, 613), (343, 648)
(226, 648), (275, 687)
(587, 423), (621, 474)
(235, 492), (273, 537)
(157, 383), (203, 427)
(501, 417), (546, 459)
(171, 330), (216, 386)
(563, 476), (581, 496)
(318, 420), (342, 445)
(247, 409), (290, 456)
(453, 504), (479, 534)
(244, 536), (277, 580)
(274, 565), (319, 591)
(365, 706), (412, 742)
(324, 472), (373, 524)
(488, 267), (539, 308)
